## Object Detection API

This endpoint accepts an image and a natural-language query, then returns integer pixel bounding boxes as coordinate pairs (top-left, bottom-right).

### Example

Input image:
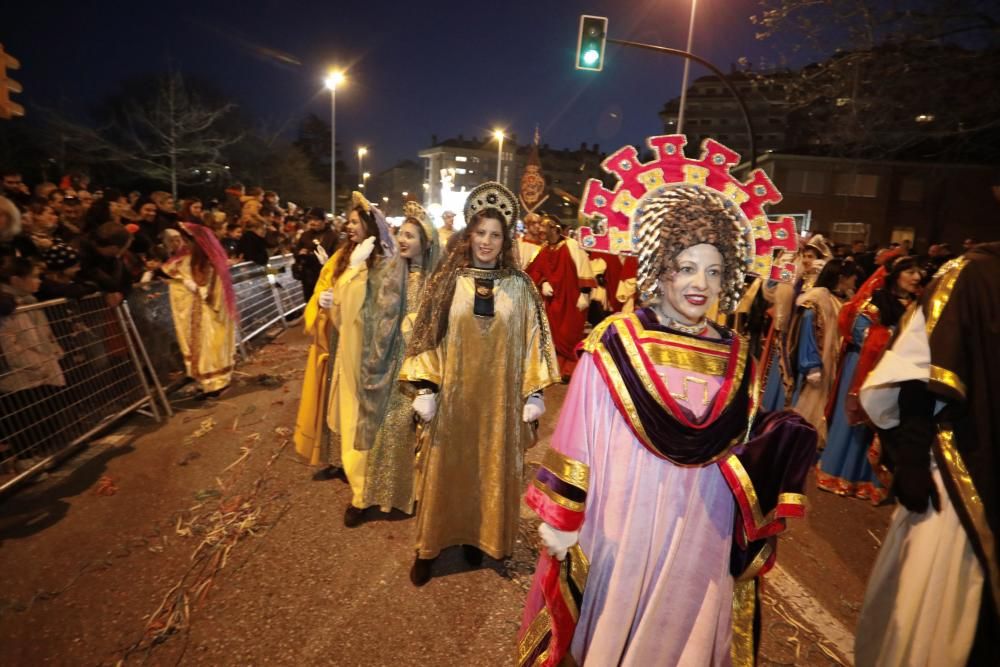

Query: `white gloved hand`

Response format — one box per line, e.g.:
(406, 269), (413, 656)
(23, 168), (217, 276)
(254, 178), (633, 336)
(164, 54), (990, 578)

(318, 288), (334, 310)
(576, 292), (591, 311)
(523, 394), (545, 422)
(541, 282), (554, 298)
(183, 278), (198, 293)
(806, 369), (822, 386)
(313, 244), (329, 265)
(538, 523), (579, 561)
(349, 236), (376, 268)
(413, 393), (438, 422)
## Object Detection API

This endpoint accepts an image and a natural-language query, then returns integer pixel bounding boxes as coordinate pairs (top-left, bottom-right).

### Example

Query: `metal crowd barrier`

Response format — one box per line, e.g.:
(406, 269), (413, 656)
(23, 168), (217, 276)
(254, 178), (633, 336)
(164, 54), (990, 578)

(0, 254), (307, 495)
(0, 294), (170, 493)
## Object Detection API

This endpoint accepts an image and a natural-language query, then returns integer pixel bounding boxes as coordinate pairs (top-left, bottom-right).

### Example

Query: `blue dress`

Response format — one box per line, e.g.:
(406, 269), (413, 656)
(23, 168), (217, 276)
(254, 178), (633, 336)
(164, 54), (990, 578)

(815, 313), (885, 503)
(791, 309), (821, 406)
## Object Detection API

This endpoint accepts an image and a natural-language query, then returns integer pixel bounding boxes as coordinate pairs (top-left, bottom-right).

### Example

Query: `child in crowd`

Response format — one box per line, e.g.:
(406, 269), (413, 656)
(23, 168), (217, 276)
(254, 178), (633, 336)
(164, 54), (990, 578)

(0, 257), (67, 473)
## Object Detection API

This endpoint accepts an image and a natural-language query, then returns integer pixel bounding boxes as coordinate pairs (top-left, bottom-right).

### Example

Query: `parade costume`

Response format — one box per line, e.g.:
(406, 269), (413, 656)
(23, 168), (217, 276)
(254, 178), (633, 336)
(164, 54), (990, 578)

(526, 228), (594, 378)
(354, 201), (441, 514)
(400, 182), (559, 573)
(856, 244), (1000, 666)
(326, 193), (397, 509)
(519, 136), (815, 666)
(786, 283), (843, 446)
(816, 259), (911, 503)
(164, 223), (237, 395)
(293, 257), (337, 465)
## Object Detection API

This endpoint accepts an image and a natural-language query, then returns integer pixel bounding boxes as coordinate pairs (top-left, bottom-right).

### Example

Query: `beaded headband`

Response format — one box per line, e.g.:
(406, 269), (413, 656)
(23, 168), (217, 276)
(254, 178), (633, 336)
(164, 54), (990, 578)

(463, 181), (519, 235)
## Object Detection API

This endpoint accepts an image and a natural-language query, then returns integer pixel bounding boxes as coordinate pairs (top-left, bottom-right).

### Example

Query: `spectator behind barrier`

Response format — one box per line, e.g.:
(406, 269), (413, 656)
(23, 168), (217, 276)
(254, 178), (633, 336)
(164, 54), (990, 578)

(78, 222), (134, 307)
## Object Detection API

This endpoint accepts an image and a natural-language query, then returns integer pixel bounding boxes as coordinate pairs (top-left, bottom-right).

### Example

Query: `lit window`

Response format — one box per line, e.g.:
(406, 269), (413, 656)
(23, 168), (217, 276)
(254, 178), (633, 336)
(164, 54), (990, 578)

(456, 156), (468, 162)
(456, 168), (467, 175)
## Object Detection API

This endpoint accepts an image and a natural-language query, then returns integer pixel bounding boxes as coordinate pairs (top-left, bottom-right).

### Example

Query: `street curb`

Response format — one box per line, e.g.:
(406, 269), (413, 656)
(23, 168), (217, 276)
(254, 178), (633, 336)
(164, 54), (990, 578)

(768, 563), (855, 664)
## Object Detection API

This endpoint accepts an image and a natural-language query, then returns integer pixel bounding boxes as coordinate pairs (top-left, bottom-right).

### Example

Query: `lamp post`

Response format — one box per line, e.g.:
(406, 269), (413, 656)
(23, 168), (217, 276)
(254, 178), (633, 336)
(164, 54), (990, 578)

(324, 70), (345, 215)
(357, 146), (368, 189)
(676, 0), (698, 134)
(493, 129), (505, 183)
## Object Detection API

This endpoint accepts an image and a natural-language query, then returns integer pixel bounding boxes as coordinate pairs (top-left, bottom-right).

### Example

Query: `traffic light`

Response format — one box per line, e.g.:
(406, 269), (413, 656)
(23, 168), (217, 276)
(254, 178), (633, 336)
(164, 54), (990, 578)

(576, 15), (608, 72)
(0, 43), (24, 120)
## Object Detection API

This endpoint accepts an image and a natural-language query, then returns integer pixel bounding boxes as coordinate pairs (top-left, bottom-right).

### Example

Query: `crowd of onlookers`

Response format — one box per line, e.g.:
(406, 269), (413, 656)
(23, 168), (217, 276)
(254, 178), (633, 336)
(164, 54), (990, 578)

(0, 168), (345, 318)
(0, 169), (343, 475)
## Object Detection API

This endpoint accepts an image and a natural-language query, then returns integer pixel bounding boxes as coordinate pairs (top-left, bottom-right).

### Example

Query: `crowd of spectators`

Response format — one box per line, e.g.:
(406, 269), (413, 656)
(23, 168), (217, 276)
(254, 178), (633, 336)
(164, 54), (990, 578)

(1, 168), (345, 318)
(0, 168), (342, 475)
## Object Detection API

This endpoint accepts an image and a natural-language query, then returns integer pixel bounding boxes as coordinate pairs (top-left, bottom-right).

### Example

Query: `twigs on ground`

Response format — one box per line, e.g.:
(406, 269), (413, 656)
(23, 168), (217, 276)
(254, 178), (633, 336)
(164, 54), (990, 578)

(118, 436), (292, 664)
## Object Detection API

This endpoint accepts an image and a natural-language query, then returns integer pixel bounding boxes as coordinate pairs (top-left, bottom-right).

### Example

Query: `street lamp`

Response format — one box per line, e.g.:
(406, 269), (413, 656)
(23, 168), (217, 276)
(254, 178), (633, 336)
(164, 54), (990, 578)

(324, 70), (345, 215)
(676, 0), (698, 134)
(493, 129), (505, 183)
(357, 146), (368, 188)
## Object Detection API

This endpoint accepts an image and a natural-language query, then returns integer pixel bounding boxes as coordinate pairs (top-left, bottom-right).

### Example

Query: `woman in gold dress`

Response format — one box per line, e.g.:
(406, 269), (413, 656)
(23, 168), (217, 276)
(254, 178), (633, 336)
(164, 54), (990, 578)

(353, 201), (441, 519)
(164, 223), (237, 399)
(400, 182), (559, 586)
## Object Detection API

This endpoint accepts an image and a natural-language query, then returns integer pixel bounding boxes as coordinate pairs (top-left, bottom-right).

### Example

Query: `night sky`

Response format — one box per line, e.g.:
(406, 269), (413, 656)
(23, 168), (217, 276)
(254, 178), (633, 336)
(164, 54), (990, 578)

(5, 0), (788, 172)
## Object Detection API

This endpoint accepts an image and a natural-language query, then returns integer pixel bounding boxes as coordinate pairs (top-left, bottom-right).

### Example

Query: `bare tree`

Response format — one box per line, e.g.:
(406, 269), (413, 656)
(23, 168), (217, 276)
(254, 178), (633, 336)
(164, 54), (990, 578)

(748, 0), (1000, 161)
(51, 71), (243, 197)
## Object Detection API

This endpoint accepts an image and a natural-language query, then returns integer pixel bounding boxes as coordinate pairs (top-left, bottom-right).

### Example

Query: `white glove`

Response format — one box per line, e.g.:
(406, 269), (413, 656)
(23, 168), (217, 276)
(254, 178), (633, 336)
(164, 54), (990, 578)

(576, 292), (591, 311)
(313, 244), (329, 265)
(523, 394), (545, 422)
(541, 282), (554, 298)
(183, 278), (198, 293)
(538, 523), (579, 561)
(318, 288), (334, 310)
(806, 369), (822, 386)
(413, 393), (437, 422)
(349, 236), (376, 268)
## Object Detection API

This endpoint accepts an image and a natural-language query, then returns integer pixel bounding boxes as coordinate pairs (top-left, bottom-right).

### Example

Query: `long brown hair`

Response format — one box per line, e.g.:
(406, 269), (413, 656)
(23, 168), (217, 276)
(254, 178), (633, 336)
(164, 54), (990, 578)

(406, 209), (519, 356)
(332, 205), (383, 279)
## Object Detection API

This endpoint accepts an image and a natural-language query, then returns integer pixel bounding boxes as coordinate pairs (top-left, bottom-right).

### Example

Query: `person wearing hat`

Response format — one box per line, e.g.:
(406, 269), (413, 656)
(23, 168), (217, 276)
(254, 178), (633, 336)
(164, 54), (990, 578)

(438, 210), (456, 248)
(37, 243), (97, 301)
(400, 182), (559, 585)
(525, 214), (595, 380)
(162, 223), (238, 400)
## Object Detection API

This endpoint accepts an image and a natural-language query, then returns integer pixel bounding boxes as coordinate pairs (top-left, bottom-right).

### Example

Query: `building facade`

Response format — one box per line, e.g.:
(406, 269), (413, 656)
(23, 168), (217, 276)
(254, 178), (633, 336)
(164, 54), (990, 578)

(746, 152), (998, 250)
(659, 72), (791, 156)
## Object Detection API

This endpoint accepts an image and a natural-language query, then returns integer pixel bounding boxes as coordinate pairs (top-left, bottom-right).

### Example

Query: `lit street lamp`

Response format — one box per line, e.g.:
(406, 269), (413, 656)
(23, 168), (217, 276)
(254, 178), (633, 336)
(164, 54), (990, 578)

(676, 0), (698, 134)
(493, 129), (505, 183)
(358, 146), (368, 189)
(324, 70), (345, 215)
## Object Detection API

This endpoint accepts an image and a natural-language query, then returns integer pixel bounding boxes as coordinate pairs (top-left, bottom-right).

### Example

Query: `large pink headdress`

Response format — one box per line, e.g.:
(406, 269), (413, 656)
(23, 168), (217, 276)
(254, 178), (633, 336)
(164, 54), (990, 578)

(577, 135), (799, 307)
(179, 222), (238, 317)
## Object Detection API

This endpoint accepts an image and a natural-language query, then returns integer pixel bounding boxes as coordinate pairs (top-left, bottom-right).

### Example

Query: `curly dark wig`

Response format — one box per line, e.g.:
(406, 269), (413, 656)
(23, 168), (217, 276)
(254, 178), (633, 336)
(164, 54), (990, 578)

(636, 186), (749, 312)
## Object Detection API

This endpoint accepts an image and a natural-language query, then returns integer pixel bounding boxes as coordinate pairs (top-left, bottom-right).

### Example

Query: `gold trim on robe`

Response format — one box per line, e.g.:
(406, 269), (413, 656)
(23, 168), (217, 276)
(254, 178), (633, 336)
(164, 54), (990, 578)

(930, 364), (967, 400)
(540, 448), (590, 492)
(934, 428), (1000, 617)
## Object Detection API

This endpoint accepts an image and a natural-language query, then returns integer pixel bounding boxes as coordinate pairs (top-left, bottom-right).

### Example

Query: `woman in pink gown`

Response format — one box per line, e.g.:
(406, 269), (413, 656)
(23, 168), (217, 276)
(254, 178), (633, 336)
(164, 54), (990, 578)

(518, 181), (817, 666)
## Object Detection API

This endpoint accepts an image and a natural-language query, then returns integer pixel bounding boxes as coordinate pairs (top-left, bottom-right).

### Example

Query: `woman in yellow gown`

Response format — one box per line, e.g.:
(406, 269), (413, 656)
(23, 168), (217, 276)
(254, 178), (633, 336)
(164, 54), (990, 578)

(164, 223), (237, 399)
(292, 192), (396, 525)
(400, 182), (559, 585)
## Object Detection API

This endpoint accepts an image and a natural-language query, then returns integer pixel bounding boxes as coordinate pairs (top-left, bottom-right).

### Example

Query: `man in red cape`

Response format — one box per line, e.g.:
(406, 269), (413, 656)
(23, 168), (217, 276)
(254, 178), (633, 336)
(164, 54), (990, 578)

(525, 216), (595, 379)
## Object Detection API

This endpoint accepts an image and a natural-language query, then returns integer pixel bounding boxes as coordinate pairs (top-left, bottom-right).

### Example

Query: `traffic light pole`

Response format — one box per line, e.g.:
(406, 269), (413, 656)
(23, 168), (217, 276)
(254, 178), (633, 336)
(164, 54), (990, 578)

(605, 37), (757, 169)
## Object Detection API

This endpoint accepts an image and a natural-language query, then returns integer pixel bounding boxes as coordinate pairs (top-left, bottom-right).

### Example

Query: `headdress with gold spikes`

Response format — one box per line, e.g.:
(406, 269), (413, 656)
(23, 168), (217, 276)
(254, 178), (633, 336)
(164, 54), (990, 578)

(577, 135), (799, 309)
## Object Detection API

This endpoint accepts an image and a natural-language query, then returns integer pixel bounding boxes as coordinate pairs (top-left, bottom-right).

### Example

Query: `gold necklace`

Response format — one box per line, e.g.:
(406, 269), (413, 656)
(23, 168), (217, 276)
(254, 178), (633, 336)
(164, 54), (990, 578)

(667, 318), (709, 335)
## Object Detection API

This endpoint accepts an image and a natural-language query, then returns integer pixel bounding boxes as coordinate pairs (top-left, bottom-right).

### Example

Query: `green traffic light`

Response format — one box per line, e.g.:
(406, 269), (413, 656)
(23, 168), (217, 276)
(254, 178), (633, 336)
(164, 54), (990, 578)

(582, 49), (600, 66)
